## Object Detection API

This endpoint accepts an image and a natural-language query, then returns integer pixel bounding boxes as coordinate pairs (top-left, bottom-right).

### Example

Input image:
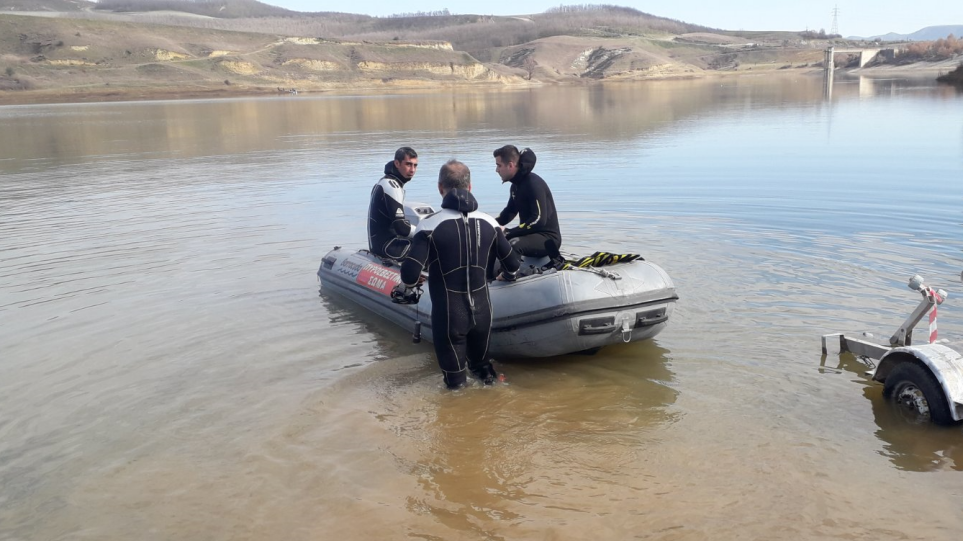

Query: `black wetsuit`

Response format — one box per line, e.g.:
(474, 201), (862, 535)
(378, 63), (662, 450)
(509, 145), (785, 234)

(400, 189), (520, 389)
(367, 161), (412, 259)
(495, 148), (563, 259)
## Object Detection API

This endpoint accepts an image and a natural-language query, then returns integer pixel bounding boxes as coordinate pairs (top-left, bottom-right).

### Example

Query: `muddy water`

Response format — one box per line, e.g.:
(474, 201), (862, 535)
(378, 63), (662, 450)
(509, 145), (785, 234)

(2, 74), (963, 540)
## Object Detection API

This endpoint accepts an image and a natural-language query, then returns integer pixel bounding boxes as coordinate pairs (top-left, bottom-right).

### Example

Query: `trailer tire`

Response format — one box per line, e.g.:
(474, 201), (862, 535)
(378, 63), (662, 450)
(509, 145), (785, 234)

(883, 362), (954, 425)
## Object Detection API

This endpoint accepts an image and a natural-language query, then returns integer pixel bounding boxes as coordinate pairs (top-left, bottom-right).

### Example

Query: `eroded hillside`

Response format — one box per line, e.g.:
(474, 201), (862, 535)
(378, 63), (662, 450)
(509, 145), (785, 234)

(0, 15), (538, 100)
(0, 3), (833, 103)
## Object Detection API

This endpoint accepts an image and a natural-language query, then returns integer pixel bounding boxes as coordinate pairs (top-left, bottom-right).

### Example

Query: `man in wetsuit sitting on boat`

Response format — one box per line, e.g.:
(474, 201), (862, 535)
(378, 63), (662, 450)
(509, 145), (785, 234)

(492, 145), (565, 270)
(367, 146), (418, 261)
(397, 159), (520, 390)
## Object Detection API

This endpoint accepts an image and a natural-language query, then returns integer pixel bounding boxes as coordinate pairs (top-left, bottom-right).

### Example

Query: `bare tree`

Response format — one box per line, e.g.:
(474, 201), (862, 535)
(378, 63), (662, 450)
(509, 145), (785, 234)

(522, 55), (537, 80)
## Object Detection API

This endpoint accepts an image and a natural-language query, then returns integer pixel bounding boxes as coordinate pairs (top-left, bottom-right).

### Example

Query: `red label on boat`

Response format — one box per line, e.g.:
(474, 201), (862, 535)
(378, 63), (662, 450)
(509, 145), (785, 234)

(357, 264), (401, 295)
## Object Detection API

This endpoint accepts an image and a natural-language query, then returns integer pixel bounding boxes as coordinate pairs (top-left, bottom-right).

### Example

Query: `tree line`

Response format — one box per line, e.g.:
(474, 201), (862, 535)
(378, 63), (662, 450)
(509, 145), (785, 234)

(900, 34), (963, 61)
(388, 9), (452, 18)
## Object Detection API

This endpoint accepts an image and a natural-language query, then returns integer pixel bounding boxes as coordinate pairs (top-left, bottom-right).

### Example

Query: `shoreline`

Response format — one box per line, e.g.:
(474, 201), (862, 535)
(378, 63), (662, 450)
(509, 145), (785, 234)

(0, 85), (287, 106)
(0, 64), (951, 107)
(0, 78), (542, 106)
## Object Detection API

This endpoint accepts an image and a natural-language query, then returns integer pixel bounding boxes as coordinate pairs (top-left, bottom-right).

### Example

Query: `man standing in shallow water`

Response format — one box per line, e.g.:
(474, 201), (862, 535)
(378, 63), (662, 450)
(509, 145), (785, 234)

(397, 160), (520, 390)
(367, 147), (418, 260)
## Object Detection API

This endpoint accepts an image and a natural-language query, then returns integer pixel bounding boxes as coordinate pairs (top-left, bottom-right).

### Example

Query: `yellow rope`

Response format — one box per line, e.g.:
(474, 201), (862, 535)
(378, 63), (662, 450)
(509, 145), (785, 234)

(567, 251), (641, 269)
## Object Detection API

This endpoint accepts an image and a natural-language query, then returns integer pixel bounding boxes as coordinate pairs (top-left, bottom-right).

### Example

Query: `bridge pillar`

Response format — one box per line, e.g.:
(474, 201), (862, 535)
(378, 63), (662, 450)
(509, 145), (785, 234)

(858, 49), (881, 67)
(824, 47), (835, 98)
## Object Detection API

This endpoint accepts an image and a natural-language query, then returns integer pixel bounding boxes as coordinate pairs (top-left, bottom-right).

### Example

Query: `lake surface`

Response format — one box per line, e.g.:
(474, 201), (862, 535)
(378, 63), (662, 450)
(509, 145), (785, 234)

(2, 73), (963, 540)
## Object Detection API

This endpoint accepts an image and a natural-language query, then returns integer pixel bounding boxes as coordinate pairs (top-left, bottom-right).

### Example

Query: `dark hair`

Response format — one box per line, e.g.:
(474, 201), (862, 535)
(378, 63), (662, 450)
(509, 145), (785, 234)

(438, 159), (471, 191)
(394, 146), (417, 161)
(492, 144), (519, 164)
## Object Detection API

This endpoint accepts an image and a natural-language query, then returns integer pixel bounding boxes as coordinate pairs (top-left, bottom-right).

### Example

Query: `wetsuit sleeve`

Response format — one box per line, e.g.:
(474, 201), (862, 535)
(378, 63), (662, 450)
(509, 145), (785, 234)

(400, 230), (430, 286)
(495, 229), (520, 278)
(505, 181), (547, 239)
(392, 213), (412, 238)
(495, 187), (517, 227)
(381, 177), (413, 238)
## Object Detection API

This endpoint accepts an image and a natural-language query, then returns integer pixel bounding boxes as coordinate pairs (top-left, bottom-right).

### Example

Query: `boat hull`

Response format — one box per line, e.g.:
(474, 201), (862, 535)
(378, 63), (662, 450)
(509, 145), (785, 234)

(318, 248), (678, 358)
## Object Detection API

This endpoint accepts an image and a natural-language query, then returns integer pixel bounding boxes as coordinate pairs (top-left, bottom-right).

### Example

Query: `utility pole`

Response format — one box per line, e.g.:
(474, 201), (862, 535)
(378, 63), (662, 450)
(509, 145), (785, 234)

(830, 5), (839, 36)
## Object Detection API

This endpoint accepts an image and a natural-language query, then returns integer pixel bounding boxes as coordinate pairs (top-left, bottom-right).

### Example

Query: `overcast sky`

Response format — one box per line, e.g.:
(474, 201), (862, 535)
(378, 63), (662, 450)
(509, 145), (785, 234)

(265, 1), (963, 37)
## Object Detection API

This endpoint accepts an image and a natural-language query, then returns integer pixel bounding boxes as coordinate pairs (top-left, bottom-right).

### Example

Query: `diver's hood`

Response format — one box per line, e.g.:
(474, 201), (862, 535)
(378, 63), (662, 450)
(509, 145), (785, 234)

(509, 148), (537, 183)
(441, 188), (479, 215)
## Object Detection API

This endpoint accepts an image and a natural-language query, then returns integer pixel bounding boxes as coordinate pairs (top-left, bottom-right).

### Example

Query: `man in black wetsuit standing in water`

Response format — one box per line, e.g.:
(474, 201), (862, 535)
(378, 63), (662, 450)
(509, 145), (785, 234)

(493, 145), (564, 269)
(397, 160), (520, 390)
(368, 147), (418, 260)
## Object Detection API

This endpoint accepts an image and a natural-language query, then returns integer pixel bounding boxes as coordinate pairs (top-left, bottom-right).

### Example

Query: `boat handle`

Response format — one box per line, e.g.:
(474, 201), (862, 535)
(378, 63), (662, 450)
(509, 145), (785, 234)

(579, 316), (616, 335)
(635, 308), (667, 328)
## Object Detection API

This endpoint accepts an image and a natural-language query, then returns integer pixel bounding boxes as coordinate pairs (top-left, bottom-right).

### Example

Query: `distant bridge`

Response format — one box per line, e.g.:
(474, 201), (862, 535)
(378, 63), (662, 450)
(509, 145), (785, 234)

(822, 46), (899, 98)
(824, 46), (898, 70)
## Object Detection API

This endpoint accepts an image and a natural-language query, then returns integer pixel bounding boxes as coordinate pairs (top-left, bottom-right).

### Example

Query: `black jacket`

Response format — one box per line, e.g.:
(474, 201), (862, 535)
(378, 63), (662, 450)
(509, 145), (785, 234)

(495, 149), (562, 245)
(367, 161), (412, 257)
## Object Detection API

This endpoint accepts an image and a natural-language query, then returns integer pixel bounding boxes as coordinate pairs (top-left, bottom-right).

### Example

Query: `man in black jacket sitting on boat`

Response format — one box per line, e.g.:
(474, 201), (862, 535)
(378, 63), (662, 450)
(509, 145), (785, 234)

(368, 146), (418, 260)
(397, 160), (520, 390)
(493, 145), (564, 269)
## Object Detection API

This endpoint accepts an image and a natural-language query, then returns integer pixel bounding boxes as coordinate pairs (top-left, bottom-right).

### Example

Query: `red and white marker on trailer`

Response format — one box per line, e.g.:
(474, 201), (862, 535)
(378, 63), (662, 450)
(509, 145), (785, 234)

(821, 274), (962, 425)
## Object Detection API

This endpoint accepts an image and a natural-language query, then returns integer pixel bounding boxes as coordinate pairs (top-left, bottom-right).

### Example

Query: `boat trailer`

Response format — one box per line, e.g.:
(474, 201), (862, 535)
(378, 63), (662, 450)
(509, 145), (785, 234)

(821, 275), (963, 425)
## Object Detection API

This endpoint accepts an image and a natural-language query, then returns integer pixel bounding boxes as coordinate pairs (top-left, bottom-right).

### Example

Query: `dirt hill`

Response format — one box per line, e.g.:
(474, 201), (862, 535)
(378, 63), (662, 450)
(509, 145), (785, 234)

(0, 14), (533, 101)
(0, 2), (834, 103)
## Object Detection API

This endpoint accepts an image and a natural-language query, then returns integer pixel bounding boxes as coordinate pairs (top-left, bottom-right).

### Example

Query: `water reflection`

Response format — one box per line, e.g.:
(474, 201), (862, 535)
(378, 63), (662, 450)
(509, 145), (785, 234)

(868, 386), (963, 472)
(318, 289), (429, 364)
(3, 76), (963, 539)
(0, 73), (872, 173)
(3, 73), (954, 178)
(400, 341), (676, 537)
(820, 351), (963, 472)
(320, 283), (677, 408)
(828, 73), (963, 101)
(312, 313), (679, 537)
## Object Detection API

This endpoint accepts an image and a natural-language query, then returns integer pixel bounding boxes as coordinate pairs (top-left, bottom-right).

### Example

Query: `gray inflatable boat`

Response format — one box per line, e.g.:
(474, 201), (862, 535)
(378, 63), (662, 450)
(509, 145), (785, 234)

(317, 203), (678, 358)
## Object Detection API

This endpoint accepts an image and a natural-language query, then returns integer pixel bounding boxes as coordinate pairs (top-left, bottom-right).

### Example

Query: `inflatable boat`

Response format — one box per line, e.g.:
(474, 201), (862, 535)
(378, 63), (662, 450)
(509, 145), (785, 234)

(317, 203), (678, 358)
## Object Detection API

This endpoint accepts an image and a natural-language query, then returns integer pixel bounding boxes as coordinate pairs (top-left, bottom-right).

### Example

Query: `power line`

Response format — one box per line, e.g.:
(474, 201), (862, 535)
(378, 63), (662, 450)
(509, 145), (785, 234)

(830, 5), (839, 36)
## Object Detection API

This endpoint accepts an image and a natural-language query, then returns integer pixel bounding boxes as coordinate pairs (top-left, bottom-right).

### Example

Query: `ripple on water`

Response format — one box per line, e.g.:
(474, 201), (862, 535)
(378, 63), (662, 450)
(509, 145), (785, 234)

(2, 84), (963, 540)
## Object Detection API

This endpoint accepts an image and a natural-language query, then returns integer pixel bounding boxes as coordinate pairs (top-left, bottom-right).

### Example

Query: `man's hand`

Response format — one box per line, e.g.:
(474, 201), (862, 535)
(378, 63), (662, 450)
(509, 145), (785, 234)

(390, 283), (422, 304)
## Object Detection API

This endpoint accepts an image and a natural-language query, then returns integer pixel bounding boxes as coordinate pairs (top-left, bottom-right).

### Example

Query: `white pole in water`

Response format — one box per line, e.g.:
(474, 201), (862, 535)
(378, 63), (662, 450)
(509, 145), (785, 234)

(824, 47), (835, 99)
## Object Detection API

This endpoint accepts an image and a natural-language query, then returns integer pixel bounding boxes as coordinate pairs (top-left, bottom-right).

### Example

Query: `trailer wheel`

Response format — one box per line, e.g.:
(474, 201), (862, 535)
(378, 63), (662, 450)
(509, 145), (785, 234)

(883, 362), (954, 425)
